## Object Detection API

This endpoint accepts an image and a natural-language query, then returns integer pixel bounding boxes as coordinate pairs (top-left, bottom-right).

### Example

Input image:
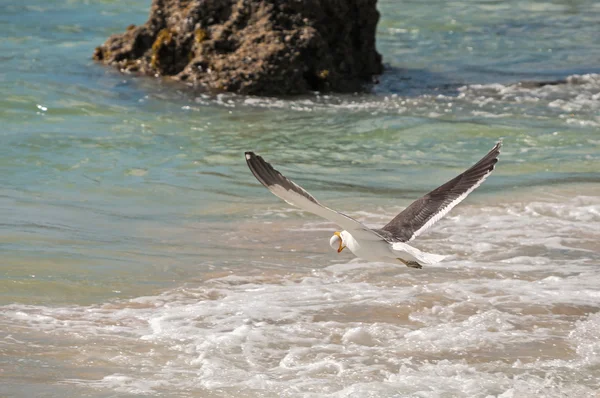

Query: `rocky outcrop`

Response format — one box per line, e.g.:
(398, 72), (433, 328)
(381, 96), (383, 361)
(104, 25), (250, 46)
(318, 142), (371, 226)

(93, 0), (383, 95)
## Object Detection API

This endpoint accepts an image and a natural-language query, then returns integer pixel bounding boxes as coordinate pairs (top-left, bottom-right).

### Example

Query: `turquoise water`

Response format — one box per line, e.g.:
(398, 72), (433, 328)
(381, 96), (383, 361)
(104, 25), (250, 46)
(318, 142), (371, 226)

(1, 1), (600, 397)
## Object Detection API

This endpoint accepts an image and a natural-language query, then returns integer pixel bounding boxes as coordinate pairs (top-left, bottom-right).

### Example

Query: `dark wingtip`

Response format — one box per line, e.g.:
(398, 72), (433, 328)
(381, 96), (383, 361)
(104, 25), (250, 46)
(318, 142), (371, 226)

(493, 141), (502, 158)
(245, 151), (281, 191)
(484, 141), (502, 170)
(245, 151), (255, 160)
(493, 141), (502, 165)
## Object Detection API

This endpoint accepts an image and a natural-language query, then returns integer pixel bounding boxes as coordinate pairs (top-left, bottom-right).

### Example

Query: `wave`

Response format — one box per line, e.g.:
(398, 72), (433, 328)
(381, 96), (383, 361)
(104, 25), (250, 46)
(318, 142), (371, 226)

(2, 193), (599, 396)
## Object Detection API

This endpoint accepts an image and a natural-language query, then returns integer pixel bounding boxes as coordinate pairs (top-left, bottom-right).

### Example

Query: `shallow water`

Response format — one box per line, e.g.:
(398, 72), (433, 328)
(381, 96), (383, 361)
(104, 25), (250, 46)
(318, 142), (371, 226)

(1, 0), (600, 397)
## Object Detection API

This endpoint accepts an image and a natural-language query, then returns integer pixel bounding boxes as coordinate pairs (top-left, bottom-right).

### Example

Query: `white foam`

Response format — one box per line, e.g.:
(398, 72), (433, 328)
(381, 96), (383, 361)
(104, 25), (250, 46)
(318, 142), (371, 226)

(458, 73), (600, 125)
(2, 191), (600, 396)
(183, 74), (600, 127)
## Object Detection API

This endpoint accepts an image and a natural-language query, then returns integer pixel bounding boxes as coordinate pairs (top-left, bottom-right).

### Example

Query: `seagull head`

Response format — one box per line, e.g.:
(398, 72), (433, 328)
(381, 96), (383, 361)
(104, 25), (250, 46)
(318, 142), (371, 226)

(329, 231), (346, 253)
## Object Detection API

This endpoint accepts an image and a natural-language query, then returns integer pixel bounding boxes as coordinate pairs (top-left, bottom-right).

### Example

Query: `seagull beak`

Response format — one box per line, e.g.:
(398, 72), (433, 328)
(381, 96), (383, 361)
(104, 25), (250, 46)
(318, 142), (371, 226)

(334, 231), (345, 253)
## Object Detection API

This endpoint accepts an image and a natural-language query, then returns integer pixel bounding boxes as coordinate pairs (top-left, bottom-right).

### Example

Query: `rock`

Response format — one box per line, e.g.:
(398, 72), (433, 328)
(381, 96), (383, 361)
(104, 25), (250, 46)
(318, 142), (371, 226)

(517, 79), (567, 88)
(93, 0), (383, 95)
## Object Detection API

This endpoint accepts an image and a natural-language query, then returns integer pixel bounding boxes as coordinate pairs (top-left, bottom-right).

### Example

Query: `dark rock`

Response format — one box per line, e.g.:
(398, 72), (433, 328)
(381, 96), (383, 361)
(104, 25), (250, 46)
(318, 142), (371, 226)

(518, 79), (568, 88)
(93, 0), (383, 95)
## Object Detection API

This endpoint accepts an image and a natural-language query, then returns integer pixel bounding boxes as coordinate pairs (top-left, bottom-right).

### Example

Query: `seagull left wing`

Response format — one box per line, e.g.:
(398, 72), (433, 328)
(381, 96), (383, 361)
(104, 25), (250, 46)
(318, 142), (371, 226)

(377, 141), (501, 242)
(245, 152), (383, 241)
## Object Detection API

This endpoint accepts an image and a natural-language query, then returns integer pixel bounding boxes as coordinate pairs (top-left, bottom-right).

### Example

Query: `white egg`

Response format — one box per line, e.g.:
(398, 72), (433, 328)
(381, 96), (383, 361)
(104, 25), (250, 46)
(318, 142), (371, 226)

(329, 234), (341, 250)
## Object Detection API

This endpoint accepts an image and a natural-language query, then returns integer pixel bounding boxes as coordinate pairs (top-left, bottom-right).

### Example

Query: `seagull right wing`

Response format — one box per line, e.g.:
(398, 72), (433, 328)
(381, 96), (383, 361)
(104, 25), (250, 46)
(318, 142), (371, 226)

(245, 152), (384, 241)
(377, 142), (502, 242)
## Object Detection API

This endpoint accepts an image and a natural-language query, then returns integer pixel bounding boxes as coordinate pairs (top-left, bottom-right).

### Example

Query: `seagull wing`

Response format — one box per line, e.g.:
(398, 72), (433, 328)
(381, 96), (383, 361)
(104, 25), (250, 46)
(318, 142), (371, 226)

(245, 152), (383, 241)
(377, 142), (502, 242)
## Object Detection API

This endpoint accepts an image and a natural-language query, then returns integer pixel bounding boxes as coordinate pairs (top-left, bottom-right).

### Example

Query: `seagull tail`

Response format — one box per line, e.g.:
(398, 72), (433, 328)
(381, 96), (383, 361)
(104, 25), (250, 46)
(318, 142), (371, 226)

(416, 252), (446, 265)
(391, 242), (446, 265)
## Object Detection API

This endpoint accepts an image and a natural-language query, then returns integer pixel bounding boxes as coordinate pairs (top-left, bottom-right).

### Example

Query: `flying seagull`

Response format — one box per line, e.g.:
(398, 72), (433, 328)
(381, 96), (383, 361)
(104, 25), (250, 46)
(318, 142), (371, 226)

(245, 142), (501, 268)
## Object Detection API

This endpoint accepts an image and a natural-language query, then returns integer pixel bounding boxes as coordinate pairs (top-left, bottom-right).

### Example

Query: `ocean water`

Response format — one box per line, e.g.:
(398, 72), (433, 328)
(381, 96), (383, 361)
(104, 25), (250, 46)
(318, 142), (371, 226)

(1, 0), (600, 397)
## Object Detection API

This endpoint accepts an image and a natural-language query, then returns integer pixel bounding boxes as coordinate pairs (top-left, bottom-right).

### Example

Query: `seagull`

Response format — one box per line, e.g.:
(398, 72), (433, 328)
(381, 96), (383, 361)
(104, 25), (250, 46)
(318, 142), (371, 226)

(245, 142), (501, 268)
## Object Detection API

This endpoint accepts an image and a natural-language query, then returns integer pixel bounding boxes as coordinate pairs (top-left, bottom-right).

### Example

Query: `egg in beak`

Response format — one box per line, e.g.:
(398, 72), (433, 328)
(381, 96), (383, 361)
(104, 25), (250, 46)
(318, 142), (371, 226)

(329, 231), (346, 253)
